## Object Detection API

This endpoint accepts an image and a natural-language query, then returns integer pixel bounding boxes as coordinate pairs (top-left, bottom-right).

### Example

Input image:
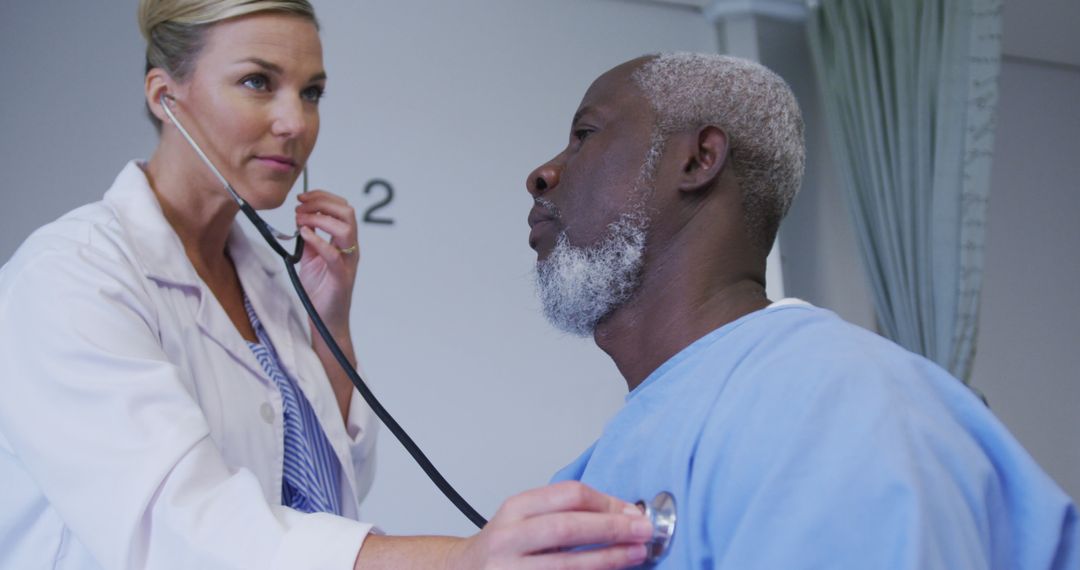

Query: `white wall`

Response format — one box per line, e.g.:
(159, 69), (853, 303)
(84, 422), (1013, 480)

(0, 2), (157, 261)
(970, 56), (1080, 501)
(0, 0), (719, 537)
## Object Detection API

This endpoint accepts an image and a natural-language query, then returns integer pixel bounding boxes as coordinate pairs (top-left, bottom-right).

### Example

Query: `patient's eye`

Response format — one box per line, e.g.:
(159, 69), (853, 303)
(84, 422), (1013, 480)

(573, 128), (594, 142)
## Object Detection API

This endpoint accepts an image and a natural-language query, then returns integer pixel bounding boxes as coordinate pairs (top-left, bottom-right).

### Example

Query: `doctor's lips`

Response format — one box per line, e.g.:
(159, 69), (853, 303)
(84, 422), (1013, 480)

(527, 201), (559, 250)
(255, 155), (299, 172)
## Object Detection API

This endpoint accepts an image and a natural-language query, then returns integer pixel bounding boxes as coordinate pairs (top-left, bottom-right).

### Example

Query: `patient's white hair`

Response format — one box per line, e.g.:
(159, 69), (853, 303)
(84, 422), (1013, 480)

(631, 53), (805, 252)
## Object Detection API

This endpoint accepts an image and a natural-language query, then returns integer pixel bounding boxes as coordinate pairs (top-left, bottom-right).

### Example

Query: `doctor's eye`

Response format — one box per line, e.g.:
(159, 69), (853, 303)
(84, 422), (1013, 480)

(573, 128), (594, 142)
(301, 85), (325, 103)
(241, 74), (270, 92)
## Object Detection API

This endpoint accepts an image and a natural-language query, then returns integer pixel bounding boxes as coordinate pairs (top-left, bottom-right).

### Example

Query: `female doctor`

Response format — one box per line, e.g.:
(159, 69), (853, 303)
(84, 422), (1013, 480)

(0, 0), (653, 568)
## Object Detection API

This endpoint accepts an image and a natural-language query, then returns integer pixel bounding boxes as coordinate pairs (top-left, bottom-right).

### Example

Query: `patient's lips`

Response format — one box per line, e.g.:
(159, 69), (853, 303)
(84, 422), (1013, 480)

(527, 202), (559, 252)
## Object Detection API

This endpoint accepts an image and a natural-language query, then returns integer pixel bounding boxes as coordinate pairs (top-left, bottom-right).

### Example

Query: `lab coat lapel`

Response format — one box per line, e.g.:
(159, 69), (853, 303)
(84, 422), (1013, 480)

(192, 281), (268, 383)
(104, 161), (201, 289)
(231, 228), (364, 513)
(104, 161), (270, 383)
(229, 225), (295, 377)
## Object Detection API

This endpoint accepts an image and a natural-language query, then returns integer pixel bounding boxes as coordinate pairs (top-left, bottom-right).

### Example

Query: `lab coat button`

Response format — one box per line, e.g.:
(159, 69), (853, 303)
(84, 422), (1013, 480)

(260, 402), (274, 423)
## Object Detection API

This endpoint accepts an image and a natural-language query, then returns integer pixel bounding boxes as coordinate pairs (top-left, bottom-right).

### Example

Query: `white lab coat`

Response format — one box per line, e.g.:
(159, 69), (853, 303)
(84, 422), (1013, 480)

(0, 161), (379, 569)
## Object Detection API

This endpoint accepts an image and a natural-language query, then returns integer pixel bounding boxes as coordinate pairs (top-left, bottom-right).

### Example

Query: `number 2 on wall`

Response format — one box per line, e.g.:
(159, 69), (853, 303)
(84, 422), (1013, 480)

(362, 179), (394, 225)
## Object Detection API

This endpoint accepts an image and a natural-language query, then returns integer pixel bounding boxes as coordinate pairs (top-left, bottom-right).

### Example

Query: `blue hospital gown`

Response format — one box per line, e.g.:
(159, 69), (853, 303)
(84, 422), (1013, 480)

(552, 301), (1078, 569)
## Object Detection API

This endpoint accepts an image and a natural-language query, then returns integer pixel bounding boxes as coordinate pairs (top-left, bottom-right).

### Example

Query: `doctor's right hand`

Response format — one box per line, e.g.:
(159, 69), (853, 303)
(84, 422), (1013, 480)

(447, 481), (652, 569)
(353, 482), (651, 569)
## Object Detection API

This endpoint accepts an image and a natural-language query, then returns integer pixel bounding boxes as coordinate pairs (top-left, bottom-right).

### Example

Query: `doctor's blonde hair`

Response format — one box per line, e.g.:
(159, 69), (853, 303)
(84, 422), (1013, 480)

(138, 0), (318, 127)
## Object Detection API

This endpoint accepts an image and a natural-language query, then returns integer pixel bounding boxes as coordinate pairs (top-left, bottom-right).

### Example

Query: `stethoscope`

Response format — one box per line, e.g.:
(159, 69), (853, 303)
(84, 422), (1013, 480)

(159, 93), (676, 563)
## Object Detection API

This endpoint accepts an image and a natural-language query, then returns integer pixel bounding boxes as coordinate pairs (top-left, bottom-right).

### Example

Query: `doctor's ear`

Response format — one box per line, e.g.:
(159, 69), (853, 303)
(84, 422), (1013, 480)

(144, 68), (177, 128)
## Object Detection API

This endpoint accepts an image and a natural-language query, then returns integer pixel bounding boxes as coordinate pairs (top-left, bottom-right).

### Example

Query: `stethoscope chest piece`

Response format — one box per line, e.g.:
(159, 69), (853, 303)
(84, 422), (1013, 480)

(636, 491), (676, 564)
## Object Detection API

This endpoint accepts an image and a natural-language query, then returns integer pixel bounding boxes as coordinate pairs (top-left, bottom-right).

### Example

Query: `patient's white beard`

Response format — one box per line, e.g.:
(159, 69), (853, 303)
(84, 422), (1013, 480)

(534, 136), (662, 337)
(535, 210), (649, 337)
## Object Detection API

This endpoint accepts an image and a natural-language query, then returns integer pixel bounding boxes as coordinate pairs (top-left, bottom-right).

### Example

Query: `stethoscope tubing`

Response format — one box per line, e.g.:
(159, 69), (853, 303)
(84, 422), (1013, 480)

(159, 94), (488, 528)
(284, 259), (488, 528)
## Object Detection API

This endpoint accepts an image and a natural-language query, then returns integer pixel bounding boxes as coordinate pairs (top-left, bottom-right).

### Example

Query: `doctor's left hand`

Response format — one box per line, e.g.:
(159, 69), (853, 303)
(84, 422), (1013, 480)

(295, 190), (360, 340)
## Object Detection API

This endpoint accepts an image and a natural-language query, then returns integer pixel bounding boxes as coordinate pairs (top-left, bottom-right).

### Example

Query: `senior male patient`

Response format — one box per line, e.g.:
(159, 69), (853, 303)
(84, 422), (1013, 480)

(525, 52), (1078, 568)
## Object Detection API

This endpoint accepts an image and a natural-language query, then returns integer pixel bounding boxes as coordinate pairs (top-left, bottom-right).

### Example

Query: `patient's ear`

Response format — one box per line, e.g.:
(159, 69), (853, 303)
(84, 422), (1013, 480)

(673, 125), (729, 194)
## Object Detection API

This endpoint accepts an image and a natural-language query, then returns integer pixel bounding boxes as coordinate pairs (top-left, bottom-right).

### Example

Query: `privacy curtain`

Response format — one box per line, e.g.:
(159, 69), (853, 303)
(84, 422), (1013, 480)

(806, 0), (1003, 383)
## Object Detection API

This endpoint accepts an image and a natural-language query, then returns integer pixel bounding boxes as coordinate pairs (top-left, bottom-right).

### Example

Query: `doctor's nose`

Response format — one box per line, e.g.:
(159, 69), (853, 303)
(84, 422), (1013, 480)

(270, 96), (312, 139)
(527, 160), (561, 198)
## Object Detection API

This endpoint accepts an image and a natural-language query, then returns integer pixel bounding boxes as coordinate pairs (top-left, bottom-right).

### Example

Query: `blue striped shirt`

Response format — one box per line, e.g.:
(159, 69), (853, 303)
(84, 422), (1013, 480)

(244, 297), (342, 515)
